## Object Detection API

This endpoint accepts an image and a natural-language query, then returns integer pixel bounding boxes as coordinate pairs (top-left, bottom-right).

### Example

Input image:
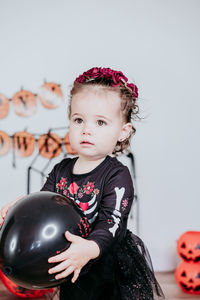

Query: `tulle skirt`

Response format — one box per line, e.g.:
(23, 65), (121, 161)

(45, 230), (164, 300)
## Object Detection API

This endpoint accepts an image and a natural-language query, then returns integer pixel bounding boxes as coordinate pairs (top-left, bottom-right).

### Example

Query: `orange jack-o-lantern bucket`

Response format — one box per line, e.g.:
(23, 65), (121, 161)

(177, 231), (200, 263)
(175, 261), (200, 294)
(0, 94), (9, 119)
(12, 90), (37, 117)
(38, 82), (63, 109)
(38, 133), (62, 159)
(0, 131), (11, 156)
(63, 132), (77, 155)
(0, 268), (53, 298)
(13, 131), (35, 157)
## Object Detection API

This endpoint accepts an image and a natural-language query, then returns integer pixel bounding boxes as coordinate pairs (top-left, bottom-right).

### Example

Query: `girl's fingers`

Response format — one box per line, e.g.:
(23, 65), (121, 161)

(55, 265), (75, 280)
(0, 208), (6, 226)
(1, 205), (10, 218)
(71, 268), (81, 283)
(48, 251), (70, 263)
(1, 208), (6, 218)
(48, 259), (72, 274)
(0, 214), (3, 222)
(2, 210), (7, 218)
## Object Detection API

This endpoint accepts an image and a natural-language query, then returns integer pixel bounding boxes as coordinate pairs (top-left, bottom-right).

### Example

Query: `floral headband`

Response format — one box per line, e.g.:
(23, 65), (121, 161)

(75, 67), (138, 98)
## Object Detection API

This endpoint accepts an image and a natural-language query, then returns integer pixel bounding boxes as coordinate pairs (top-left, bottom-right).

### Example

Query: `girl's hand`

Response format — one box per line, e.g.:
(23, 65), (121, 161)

(48, 231), (100, 283)
(0, 196), (24, 227)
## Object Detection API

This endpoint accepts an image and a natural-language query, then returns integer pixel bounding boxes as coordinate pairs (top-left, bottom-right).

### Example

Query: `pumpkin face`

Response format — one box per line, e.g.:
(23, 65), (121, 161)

(13, 131), (35, 157)
(38, 82), (63, 109)
(0, 268), (53, 298)
(12, 90), (37, 117)
(175, 261), (200, 294)
(177, 231), (200, 262)
(0, 131), (11, 156)
(63, 132), (77, 155)
(0, 94), (9, 119)
(38, 133), (62, 159)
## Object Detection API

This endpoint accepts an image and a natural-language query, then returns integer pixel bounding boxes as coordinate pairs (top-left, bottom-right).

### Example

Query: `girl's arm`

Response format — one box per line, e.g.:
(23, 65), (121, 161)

(0, 195), (25, 226)
(86, 166), (134, 256)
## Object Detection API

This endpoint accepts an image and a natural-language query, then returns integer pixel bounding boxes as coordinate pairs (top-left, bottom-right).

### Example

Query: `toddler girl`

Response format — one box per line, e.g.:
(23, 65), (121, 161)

(0, 67), (164, 300)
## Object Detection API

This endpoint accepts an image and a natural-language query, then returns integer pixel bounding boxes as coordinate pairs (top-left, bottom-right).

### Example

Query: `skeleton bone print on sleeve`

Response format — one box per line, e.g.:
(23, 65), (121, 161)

(109, 187), (125, 237)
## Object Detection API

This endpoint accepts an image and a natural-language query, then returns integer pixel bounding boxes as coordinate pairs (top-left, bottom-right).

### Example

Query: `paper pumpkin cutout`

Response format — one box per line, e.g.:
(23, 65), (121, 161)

(175, 261), (200, 294)
(0, 131), (11, 156)
(12, 89), (37, 117)
(63, 132), (77, 155)
(0, 94), (9, 119)
(0, 268), (53, 298)
(13, 131), (35, 157)
(38, 133), (62, 159)
(177, 231), (200, 263)
(38, 82), (63, 109)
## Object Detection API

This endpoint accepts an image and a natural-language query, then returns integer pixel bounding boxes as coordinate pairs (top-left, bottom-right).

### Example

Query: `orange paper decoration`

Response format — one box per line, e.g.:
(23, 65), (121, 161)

(177, 231), (200, 263)
(38, 133), (62, 159)
(38, 82), (63, 109)
(13, 131), (35, 157)
(175, 261), (200, 294)
(0, 94), (9, 119)
(0, 131), (11, 156)
(63, 132), (77, 155)
(12, 90), (37, 117)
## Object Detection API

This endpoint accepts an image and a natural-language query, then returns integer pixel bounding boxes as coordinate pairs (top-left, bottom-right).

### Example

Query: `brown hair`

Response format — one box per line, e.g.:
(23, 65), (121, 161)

(68, 76), (139, 155)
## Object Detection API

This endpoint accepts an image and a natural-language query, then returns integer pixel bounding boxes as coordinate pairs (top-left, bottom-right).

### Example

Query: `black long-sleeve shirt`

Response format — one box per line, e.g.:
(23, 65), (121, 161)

(41, 155), (134, 257)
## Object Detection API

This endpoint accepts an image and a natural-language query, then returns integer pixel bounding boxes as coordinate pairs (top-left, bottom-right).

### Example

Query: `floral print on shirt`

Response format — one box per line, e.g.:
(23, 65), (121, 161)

(56, 177), (99, 200)
(121, 199), (129, 211)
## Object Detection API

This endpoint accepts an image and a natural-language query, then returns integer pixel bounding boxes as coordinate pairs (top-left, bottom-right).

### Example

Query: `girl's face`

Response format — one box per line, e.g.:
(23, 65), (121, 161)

(69, 88), (132, 161)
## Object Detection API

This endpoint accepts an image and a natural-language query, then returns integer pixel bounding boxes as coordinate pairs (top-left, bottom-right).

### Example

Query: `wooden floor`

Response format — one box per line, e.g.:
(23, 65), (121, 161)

(0, 272), (200, 299)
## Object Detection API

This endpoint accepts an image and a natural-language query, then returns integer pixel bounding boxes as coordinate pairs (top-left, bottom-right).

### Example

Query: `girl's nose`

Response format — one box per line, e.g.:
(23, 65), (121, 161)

(82, 123), (92, 135)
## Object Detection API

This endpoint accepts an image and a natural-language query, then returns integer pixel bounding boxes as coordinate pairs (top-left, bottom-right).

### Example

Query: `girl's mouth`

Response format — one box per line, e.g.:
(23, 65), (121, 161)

(80, 141), (94, 145)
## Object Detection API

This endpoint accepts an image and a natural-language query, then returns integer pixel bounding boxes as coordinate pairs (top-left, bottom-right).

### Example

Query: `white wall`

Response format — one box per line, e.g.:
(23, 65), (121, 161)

(0, 0), (199, 271)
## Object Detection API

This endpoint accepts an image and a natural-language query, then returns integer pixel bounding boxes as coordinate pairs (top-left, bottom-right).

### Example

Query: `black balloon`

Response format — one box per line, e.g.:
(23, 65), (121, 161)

(0, 191), (91, 289)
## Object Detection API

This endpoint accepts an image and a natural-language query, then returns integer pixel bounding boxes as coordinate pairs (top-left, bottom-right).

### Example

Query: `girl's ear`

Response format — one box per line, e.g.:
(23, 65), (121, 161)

(118, 123), (133, 142)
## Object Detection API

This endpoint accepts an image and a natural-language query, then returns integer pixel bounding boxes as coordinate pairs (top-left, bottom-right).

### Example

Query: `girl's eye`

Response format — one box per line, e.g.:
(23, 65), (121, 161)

(97, 120), (106, 126)
(74, 118), (83, 124)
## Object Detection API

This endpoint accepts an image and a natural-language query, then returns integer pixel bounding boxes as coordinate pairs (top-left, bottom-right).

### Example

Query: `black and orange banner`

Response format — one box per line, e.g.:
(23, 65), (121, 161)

(0, 130), (77, 159)
(0, 82), (64, 119)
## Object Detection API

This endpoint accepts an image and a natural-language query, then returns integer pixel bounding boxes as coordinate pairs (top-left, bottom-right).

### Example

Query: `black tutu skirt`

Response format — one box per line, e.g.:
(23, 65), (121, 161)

(45, 230), (164, 300)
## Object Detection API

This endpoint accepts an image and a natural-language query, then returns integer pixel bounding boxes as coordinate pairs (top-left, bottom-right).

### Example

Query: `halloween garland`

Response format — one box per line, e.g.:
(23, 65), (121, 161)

(0, 129), (77, 159)
(0, 82), (64, 118)
(0, 80), (75, 165)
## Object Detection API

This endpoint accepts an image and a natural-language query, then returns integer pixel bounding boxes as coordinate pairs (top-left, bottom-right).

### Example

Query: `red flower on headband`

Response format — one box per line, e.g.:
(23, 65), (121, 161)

(84, 67), (101, 78)
(75, 67), (138, 98)
(111, 71), (128, 87)
(101, 68), (115, 78)
(127, 83), (139, 98)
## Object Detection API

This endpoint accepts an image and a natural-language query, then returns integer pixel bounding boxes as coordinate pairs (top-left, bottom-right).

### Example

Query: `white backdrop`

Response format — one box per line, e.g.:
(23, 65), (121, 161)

(0, 0), (199, 271)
